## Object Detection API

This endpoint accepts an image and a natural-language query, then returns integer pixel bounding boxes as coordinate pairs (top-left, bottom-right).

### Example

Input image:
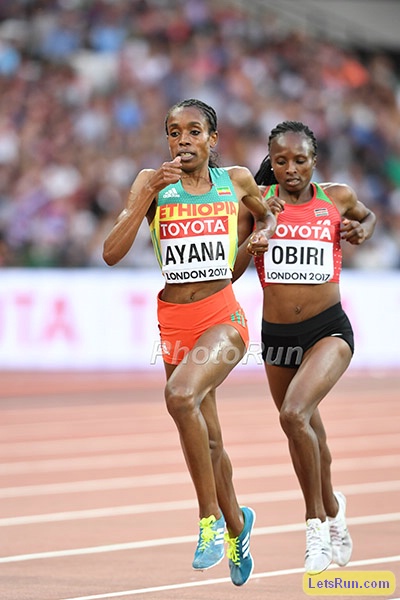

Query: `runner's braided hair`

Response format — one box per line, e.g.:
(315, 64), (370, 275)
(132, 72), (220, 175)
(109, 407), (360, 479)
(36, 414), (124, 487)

(164, 99), (219, 167)
(254, 121), (318, 186)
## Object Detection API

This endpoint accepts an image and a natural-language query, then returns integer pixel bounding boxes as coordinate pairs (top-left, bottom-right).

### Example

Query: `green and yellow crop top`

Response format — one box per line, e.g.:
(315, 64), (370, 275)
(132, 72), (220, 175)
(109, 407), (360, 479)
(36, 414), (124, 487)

(149, 167), (239, 283)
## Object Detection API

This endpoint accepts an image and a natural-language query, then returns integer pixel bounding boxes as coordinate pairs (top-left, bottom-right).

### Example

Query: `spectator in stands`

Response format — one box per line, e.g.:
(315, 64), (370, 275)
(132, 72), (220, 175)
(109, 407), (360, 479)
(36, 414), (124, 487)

(0, 0), (397, 268)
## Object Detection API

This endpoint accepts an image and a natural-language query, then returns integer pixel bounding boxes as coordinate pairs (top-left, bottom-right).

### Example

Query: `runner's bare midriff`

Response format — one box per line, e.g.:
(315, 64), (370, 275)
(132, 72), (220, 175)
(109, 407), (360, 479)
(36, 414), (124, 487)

(263, 282), (341, 323)
(161, 279), (231, 304)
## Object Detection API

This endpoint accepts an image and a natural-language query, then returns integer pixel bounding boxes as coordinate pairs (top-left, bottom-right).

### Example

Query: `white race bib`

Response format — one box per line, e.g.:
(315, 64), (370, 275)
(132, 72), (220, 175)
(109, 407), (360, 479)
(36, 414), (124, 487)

(263, 239), (334, 284)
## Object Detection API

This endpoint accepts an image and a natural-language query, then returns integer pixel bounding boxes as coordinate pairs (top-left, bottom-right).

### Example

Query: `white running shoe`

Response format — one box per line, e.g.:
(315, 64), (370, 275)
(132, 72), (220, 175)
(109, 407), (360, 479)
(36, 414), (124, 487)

(305, 518), (332, 575)
(329, 491), (353, 566)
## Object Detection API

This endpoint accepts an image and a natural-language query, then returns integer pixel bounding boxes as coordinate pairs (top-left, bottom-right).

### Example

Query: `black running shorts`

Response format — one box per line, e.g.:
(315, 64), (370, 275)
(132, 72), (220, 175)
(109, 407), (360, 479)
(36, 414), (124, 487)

(261, 302), (354, 368)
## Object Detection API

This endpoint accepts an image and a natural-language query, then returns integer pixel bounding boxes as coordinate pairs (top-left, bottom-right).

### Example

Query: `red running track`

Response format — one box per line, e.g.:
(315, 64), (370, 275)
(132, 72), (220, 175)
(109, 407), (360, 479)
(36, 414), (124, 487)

(0, 369), (399, 600)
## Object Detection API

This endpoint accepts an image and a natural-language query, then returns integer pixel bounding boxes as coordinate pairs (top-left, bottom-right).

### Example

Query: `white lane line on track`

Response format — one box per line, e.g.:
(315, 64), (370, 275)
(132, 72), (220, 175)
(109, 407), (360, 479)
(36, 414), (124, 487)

(0, 443), (281, 474)
(1, 432), (399, 474)
(2, 413), (398, 455)
(1, 481), (400, 526)
(1, 454), (399, 498)
(1, 512), (399, 563)
(0, 431), (181, 456)
(53, 555), (400, 599)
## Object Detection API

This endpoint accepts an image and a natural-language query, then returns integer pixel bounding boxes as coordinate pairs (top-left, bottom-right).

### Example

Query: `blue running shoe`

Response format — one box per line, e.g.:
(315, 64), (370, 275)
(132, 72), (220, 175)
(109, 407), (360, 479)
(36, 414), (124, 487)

(225, 506), (256, 586)
(192, 514), (225, 570)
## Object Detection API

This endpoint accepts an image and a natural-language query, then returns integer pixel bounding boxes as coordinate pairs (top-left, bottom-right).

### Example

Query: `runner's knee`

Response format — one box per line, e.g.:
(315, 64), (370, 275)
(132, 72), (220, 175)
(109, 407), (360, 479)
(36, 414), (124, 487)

(164, 381), (196, 419)
(279, 405), (309, 437)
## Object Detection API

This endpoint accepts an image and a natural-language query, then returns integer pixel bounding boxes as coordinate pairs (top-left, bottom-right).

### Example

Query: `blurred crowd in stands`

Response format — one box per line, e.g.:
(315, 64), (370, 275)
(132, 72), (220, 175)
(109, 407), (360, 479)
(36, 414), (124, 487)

(0, 0), (399, 269)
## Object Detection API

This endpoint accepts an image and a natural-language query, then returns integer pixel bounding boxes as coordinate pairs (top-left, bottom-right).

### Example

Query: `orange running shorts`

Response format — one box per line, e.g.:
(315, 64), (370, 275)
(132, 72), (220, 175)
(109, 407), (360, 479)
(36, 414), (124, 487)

(157, 283), (249, 365)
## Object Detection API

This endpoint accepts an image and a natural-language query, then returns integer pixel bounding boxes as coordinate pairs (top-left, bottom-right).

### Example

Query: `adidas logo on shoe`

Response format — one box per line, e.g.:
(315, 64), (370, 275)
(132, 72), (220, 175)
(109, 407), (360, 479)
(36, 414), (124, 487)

(225, 506), (256, 586)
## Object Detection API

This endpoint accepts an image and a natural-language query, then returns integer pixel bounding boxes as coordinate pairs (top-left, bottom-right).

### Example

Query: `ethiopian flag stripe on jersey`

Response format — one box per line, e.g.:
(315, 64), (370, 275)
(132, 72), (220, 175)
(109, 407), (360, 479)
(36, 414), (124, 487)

(216, 186), (232, 196)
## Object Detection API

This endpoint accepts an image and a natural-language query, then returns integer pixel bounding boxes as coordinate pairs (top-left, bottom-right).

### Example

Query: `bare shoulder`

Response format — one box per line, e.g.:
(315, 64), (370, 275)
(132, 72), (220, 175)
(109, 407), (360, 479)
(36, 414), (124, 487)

(319, 181), (357, 212)
(225, 165), (260, 201)
(135, 168), (157, 183)
(226, 165), (253, 183)
(127, 168), (156, 195)
(126, 168), (157, 211)
(320, 181), (355, 195)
